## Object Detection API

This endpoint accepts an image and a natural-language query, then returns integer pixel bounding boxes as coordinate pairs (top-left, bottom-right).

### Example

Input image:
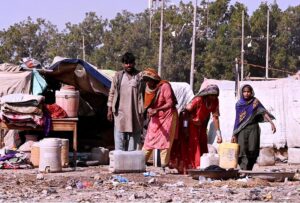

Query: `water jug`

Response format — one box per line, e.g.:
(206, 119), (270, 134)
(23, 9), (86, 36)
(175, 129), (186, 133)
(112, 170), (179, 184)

(55, 89), (79, 117)
(218, 143), (239, 169)
(109, 150), (146, 173)
(39, 138), (62, 172)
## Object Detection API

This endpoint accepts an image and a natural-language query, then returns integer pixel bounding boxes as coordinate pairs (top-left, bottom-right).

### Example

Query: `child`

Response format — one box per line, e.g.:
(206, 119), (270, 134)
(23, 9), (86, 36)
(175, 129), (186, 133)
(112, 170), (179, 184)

(231, 84), (276, 170)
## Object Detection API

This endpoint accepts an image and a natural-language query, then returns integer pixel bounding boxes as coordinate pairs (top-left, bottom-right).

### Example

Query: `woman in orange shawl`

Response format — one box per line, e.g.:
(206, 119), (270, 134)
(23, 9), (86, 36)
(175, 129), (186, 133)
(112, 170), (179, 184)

(142, 68), (178, 169)
(170, 84), (222, 174)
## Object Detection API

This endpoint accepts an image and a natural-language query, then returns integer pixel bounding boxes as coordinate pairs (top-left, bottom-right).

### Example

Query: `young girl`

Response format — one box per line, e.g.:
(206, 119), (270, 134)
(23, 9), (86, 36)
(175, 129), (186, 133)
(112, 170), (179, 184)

(232, 84), (276, 170)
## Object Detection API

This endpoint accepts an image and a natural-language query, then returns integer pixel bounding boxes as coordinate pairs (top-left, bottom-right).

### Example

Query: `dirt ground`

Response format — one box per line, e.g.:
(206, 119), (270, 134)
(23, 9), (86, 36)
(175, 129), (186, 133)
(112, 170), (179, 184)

(0, 163), (300, 202)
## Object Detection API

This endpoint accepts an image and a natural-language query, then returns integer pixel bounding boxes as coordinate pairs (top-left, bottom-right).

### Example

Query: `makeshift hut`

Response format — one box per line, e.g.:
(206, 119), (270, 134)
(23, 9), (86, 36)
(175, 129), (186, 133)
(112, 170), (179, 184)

(0, 57), (116, 151)
(40, 56), (116, 150)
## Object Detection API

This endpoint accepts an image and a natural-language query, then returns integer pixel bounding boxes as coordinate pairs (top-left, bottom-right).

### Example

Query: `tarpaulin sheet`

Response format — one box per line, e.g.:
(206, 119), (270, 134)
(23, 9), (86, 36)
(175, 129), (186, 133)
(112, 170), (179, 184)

(204, 78), (300, 149)
(0, 63), (31, 97)
(44, 56), (112, 95)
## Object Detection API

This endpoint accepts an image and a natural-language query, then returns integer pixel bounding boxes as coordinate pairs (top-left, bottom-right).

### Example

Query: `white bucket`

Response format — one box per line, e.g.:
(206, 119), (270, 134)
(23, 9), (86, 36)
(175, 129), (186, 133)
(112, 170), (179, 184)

(55, 90), (79, 117)
(39, 138), (62, 172)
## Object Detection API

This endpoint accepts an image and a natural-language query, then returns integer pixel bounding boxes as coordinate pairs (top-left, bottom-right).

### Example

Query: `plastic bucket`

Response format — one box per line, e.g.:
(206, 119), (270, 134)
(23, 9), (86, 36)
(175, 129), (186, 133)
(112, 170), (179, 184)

(55, 90), (79, 117)
(218, 143), (239, 169)
(39, 138), (62, 172)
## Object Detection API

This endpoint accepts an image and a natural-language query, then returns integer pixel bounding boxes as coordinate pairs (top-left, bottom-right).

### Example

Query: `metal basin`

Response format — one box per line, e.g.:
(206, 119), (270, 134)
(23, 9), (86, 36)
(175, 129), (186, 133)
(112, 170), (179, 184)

(187, 169), (239, 180)
(239, 170), (295, 182)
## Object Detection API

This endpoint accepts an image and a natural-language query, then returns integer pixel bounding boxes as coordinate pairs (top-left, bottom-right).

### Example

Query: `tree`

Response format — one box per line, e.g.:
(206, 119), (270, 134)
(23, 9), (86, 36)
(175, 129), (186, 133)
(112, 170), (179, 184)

(0, 17), (59, 65)
(199, 0), (243, 84)
(272, 5), (300, 77)
(58, 12), (106, 66)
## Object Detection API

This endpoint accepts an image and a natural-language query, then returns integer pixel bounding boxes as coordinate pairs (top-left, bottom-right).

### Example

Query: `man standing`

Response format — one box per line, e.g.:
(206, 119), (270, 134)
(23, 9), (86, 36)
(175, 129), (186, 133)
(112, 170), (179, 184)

(107, 52), (144, 151)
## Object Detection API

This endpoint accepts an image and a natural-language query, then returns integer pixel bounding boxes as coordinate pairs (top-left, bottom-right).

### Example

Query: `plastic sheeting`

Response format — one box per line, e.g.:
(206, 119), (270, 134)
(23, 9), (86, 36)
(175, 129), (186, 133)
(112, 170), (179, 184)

(204, 78), (300, 149)
(43, 56), (111, 95)
(32, 69), (47, 95)
(170, 82), (194, 113)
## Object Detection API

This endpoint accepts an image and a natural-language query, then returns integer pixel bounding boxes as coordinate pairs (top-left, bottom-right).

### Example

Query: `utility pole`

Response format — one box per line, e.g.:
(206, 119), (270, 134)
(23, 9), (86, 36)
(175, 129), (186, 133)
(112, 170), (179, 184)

(149, 11), (152, 38)
(190, 0), (197, 89)
(235, 58), (240, 98)
(82, 35), (86, 61)
(149, 0), (153, 38)
(158, 0), (164, 76)
(265, 7), (270, 79)
(206, 0), (209, 38)
(241, 10), (244, 81)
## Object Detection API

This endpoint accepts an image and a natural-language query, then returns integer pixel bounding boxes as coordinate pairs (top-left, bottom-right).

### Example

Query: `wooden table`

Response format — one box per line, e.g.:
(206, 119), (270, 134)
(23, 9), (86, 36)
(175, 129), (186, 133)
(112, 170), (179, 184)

(0, 118), (78, 168)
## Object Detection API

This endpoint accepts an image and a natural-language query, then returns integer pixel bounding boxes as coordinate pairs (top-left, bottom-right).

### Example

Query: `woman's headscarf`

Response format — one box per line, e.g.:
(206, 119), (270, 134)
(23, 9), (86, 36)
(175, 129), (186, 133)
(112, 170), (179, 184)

(142, 68), (161, 81)
(239, 84), (254, 99)
(233, 84), (275, 135)
(196, 84), (219, 97)
(142, 68), (177, 109)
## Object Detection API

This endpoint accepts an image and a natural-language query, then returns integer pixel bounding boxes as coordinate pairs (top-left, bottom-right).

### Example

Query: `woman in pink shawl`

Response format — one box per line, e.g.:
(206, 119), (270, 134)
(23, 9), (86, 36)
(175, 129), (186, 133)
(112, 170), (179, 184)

(142, 68), (178, 170)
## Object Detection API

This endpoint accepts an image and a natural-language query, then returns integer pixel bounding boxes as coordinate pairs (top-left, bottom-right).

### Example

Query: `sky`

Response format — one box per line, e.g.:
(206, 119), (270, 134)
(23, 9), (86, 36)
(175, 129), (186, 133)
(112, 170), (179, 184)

(0, 0), (299, 31)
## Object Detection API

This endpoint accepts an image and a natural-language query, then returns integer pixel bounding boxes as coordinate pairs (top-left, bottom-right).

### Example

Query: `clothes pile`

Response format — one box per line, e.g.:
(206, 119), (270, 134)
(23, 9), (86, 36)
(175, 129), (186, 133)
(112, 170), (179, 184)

(0, 150), (32, 169)
(0, 94), (45, 128)
(20, 57), (42, 70)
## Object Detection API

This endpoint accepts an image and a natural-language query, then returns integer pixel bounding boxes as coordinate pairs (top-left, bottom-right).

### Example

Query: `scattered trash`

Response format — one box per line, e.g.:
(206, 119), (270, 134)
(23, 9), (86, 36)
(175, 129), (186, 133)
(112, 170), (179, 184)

(82, 181), (93, 188)
(128, 193), (151, 200)
(237, 176), (249, 182)
(129, 194), (137, 200)
(36, 174), (44, 180)
(148, 178), (156, 184)
(93, 180), (103, 186)
(163, 181), (185, 187)
(74, 180), (93, 189)
(199, 176), (212, 184)
(263, 192), (273, 201)
(76, 181), (84, 189)
(112, 175), (128, 183)
(143, 171), (156, 177)
(42, 190), (48, 195)
(93, 174), (101, 180)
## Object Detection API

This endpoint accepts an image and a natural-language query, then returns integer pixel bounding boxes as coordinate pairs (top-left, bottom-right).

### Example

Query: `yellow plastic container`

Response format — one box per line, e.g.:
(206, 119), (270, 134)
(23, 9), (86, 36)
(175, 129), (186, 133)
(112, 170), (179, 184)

(218, 143), (239, 169)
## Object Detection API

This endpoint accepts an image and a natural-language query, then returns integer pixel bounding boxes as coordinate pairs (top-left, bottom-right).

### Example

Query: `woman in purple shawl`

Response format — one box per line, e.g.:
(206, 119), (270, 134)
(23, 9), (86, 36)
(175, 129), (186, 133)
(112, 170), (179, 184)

(231, 84), (276, 170)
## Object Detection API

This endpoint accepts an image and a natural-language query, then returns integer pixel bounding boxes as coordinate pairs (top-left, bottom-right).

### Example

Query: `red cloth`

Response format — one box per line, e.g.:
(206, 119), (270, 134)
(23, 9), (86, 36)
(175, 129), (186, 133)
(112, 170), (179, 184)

(170, 96), (219, 174)
(45, 104), (68, 119)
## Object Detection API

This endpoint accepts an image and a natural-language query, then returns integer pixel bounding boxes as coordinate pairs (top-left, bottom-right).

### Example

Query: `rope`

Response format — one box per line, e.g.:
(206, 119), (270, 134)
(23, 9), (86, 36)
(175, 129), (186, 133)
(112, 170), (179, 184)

(241, 62), (296, 75)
